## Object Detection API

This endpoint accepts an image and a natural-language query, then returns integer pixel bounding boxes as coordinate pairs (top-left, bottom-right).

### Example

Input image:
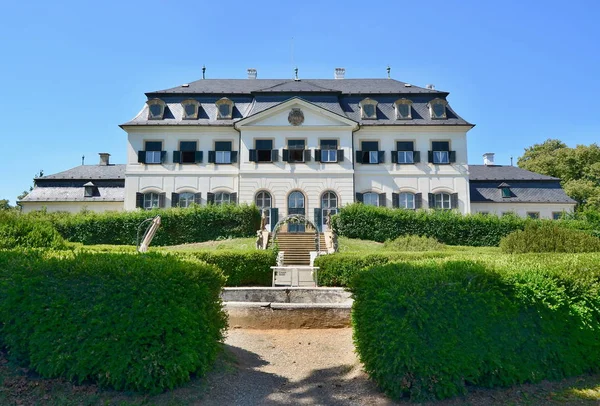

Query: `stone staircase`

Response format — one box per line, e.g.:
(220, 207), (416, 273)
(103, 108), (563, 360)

(274, 232), (326, 265)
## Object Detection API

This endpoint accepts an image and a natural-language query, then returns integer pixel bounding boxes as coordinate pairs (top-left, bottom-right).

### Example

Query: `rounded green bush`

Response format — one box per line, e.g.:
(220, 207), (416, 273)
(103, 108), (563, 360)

(0, 250), (227, 393)
(0, 212), (65, 249)
(500, 222), (600, 253)
(350, 261), (600, 401)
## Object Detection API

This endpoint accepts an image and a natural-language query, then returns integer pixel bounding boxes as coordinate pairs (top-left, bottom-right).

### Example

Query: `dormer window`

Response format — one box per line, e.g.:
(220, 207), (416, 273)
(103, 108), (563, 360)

(428, 98), (448, 119)
(181, 99), (200, 120)
(359, 98), (378, 120)
(498, 183), (512, 198)
(83, 182), (97, 198)
(394, 98), (413, 120)
(215, 98), (234, 119)
(147, 98), (166, 120)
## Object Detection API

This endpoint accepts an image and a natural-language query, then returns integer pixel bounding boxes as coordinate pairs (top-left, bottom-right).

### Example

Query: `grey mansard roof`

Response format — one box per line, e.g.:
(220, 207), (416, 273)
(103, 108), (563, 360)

(37, 165), (126, 180)
(469, 165), (575, 204)
(20, 186), (124, 202)
(122, 78), (472, 127)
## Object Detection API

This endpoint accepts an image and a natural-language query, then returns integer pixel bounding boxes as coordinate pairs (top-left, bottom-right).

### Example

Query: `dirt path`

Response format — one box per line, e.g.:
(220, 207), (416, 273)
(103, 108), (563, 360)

(201, 328), (391, 406)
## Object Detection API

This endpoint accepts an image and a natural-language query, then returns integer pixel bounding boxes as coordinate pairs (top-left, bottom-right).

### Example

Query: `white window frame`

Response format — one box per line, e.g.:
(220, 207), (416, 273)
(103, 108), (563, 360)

(368, 151), (379, 164)
(146, 98), (166, 120)
(255, 191), (272, 229)
(145, 151), (162, 164)
(397, 151), (414, 164)
(359, 98), (378, 120)
(215, 151), (231, 164)
(321, 149), (337, 162)
(178, 192), (195, 208)
(399, 192), (415, 209)
(143, 192), (160, 210)
(181, 99), (200, 120)
(394, 98), (413, 120)
(363, 192), (379, 207)
(428, 98), (448, 119)
(434, 193), (451, 210)
(433, 151), (449, 164)
(215, 192), (231, 205)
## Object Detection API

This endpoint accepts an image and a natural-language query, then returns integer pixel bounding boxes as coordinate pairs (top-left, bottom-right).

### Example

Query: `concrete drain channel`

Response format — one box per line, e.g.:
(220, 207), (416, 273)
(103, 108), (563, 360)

(221, 287), (352, 329)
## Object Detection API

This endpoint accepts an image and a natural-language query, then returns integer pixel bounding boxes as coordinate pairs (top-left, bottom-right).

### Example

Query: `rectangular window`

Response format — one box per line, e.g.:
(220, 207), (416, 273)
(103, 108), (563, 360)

(288, 140), (305, 162)
(552, 212), (563, 220)
(527, 212), (540, 219)
(215, 141), (232, 164)
(145, 141), (162, 164)
(501, 187), (511, 198)
(361, 141), (379, 164)
(320, 140), (338, 162)
(432, 141), (450, 164)
(256, 139), (273, 162)
(180, 141), (197, 164)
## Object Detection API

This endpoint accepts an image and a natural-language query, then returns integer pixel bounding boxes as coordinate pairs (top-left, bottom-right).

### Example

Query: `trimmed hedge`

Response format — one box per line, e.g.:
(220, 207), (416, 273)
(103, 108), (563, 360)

(0, 212), (65, 249)
(43, 204), (260, 246)
(314, 251), (450, 287)
(500, 222), (600, 253)
(383, 235), (444, 251)
(333, 204), (595, 246)
(190, 249), (277, 286)
(0, 250), (227, 393)
(351, 260), (600, 401)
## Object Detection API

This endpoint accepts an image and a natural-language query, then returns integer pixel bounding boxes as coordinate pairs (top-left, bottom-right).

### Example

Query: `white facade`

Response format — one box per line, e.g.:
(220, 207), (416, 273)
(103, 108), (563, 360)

(20, 201), (123, 214)
(123, 97), (473, 229)
(471, 202), (573, 219)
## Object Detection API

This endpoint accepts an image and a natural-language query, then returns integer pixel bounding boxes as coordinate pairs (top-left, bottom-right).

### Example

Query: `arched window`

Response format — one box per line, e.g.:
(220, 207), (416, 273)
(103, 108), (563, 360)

(146, 98), (166, 120)
(215, 192), (231, 205)
(394, 98), (413, 120)
(363, 192), (380, 206)
(359, 98), (378, 120)
(321, 191), (338, 209)
(215, 97), (234, 119)
(399, 192), (415, 209)
(428, 98), (448, 119)
(434, 193), (451, 209)
(181, 99), (200, 120)
(255, 191), (272, 228)
(143, 192), (160, 209)
(178, 192), (196, 208)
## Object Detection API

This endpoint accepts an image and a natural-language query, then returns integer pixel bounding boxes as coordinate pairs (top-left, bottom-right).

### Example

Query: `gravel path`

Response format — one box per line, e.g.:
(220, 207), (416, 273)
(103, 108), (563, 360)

(200, 328), (392, 406)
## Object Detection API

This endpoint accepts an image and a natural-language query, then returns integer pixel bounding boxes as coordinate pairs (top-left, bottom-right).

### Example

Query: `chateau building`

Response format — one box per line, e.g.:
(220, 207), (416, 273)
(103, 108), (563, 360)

(19, 69), (576, 222)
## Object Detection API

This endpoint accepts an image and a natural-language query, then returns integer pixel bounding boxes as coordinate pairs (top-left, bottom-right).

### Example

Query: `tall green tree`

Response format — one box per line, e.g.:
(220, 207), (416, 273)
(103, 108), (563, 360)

(0, 199), (11, 211)
(517, 139), (600, 210)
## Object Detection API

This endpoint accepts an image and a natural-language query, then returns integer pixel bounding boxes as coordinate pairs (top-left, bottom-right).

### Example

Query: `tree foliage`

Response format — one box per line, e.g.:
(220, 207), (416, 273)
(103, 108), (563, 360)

(517, 139), (600, 210)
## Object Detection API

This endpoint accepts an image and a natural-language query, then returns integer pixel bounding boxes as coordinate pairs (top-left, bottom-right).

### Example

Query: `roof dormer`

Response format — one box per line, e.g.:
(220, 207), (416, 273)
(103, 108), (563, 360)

(146, 98), (166, 120)
(428, 98), (448, 119)
(181, 99), (200, 120)
(394, 98), (413, 120)
(359, 98), (378, 120)
(215, 97), (234, 120)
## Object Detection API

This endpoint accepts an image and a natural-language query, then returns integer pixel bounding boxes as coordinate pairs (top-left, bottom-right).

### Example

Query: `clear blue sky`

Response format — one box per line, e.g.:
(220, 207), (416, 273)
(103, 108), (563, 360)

(1, 0), (598, 205)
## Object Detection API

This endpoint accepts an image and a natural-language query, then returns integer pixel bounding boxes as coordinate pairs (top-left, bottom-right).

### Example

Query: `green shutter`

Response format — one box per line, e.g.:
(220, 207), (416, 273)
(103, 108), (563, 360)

(428, 193), (435, 208)
(392, 193), (399, 208)
(379, 193), (386, 207)
(414, 151), (421, 163)
(194, 193), (202, 205)
(171, 193), (179, 207)
(449, 151), (456, 163)
(158, 192), (166, 208)
(282, 149), (289, 162)
(415, 193), (422, 209)
(231, 151), (238, 163)
(137, 151), (146, 164)
(195, 151), (203, 163)
(378, 151), (385, 164)
(173, 151), (181, 164)
(270, 208), (279, 232)
(355, 192), (363, 203)
(249, 149), (257, 162)
(314, 208), (322, 232)
(160, 151), (166, 163)
(391, 151), (398, 164)
(208, 151), (216, 163)
(231, 193), (237, 204)
(451, 193), (459, 209)
(355, 150), (363, 164)
(207, 192), (215, 204)
(135, 192), (143, 208)
(315, 149), (322, 162)
(337, 149), (344, 162)
(428, 151), (434, 163)
(271, 150), (279, 162)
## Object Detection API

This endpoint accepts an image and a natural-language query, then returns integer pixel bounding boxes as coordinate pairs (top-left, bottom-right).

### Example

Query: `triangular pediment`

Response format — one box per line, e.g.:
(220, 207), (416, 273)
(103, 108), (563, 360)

(235, 97), (358, 128)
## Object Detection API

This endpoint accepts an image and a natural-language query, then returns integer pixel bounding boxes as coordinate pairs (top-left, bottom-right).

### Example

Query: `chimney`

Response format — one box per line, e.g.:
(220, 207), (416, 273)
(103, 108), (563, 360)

(334, 68), (345, 79)
(483, 152), (495, 166)
(247, 68), (257, 79)
(99, 153), (110, 166)
(426, 84), (435, 90)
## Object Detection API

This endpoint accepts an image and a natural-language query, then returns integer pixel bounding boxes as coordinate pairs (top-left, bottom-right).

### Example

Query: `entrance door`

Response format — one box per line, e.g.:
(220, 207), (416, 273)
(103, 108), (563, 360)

(321, 191), (338, 232)
(288, 191), (305, 233)
(255, 191), (272, 231)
